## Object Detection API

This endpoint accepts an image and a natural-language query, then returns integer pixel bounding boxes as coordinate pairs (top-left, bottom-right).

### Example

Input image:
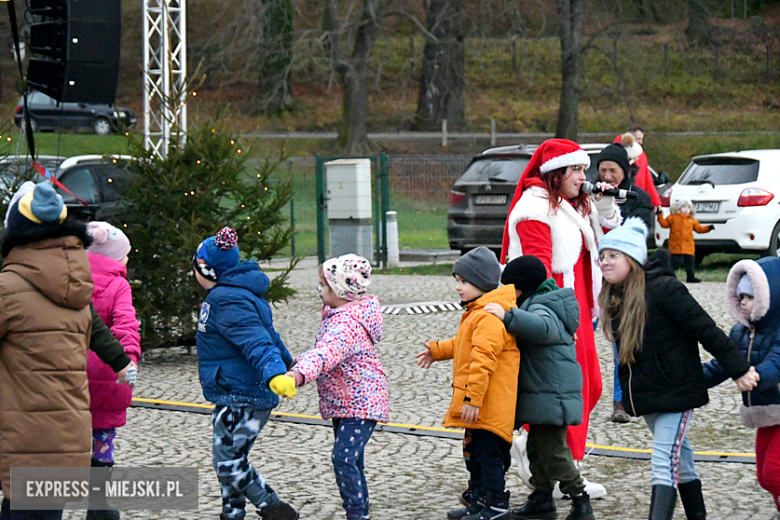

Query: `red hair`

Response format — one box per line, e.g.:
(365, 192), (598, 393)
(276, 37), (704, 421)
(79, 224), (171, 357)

(529, 167), (592, 216)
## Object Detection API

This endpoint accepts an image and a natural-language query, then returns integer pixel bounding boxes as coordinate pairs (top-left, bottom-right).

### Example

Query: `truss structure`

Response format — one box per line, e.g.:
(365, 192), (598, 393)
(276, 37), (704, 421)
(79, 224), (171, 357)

(143, 0), (187, 159)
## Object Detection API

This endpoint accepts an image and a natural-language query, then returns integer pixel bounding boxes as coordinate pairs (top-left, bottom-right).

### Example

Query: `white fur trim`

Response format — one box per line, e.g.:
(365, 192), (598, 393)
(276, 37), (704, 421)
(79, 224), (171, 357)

(506, 186), (604, 315)
(539, 149), (591, 174)
(726, 260), (770, 327)
(740, 403), (780, 429)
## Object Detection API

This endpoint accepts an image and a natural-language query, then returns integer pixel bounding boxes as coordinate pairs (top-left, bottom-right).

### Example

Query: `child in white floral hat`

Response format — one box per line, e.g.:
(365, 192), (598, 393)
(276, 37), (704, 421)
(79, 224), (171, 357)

(272, 253), (389, 520)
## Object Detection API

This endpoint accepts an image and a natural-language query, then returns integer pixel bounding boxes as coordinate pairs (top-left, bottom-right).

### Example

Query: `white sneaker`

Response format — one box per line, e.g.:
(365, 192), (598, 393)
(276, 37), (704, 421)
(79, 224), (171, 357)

(552, 478), (607, 499)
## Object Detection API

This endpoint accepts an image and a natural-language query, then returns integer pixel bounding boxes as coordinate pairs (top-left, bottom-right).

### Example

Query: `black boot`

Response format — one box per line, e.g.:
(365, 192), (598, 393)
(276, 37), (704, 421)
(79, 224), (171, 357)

(449, 487), (483, 520)
(86, 460), (120, 520)
(464, 490), (510, 520)
(565, 493), (594, 520)
(648, 485), (677, 520)
(257, 500), (298, 520)
(678, 480), (706, 520)
(459, 481), (476, 507)
(511, 490), (557, 520)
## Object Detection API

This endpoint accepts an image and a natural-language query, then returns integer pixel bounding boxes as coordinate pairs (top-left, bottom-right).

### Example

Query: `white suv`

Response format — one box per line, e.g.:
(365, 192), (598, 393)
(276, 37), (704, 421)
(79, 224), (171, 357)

(655, 150), (780, 259)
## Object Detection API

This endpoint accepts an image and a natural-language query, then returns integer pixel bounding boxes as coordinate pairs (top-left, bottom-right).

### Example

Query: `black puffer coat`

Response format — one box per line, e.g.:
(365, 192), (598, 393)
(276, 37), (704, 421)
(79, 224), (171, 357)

(617, 251), (750, 416)
(616, 178), (654, 234)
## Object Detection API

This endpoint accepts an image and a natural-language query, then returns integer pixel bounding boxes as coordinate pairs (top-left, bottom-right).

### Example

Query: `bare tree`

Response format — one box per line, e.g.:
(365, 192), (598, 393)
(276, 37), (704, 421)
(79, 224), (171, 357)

(414, 0), (465, 131)
(323, 0), (388, 154)
(686, 0), (711, 45)
(555, 0), (584, 140)
(259, 0), (295, 113)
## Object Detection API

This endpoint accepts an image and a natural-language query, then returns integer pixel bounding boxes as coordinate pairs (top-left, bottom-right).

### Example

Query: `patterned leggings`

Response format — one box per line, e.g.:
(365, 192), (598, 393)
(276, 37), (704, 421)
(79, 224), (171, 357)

(212, 405), (278, 520)
(332, 418), (376, 520)
(92, 428), (116, 464)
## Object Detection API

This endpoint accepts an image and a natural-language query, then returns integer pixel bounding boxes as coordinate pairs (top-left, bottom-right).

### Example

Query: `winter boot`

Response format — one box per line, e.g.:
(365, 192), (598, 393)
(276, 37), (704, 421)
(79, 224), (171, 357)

(459, 481), (476, 507)
(464, 490), (510, 520)
(677, 480), (706, 520)
(610, 401), (630, 424)
(257, 500), (298, 520)
(449, 487), (483, 520)
(511, 490), (557, 520)
(86, 460), (120, 520)
(648, 485), (677, 520)
(565, 493), (594, 520)
(686, 277), (702, 284)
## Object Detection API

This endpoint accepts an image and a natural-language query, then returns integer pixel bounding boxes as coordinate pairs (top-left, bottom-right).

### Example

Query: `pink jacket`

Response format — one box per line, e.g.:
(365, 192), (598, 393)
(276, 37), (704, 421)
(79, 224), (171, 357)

(293, 296), (389, 423)
(87, 253), (141, 428)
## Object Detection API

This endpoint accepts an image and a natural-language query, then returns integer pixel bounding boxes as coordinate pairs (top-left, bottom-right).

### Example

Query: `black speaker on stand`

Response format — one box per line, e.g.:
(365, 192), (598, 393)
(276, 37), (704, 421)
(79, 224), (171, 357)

(26, 0), (121, 104)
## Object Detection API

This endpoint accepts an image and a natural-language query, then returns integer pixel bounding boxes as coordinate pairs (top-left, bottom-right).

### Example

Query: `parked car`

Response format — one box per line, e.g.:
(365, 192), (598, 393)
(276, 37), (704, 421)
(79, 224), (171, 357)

(14, 91), (137, 135)
(447, 143), (671, 255)
(655, 150), (780, 261)
(53, 154), (134, 223)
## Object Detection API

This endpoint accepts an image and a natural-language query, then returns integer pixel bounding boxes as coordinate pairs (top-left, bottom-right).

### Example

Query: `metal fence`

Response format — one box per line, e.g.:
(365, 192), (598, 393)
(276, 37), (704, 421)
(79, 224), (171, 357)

(281, 154), (472, 258)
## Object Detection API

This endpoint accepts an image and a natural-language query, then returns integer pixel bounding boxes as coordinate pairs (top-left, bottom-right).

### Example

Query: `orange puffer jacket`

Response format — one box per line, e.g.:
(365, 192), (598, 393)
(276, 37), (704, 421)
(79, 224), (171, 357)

(657, 212), (712, 256)
(428, 284), (519, 442)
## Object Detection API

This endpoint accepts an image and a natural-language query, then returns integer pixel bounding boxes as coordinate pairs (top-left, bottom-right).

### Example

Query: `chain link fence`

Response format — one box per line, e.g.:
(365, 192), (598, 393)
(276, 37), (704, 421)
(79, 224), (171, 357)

(279, 154), (473, 258)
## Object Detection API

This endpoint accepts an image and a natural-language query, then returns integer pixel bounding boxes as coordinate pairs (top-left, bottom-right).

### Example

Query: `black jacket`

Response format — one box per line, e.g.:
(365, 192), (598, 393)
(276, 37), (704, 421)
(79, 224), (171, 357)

(616, 178), (654, 234)
(617, 252), (750, 416)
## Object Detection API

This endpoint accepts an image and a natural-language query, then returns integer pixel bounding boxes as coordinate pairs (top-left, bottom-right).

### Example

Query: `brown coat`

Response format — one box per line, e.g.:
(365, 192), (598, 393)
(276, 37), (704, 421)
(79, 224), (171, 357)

(428, 285), (519, 442)
(0, 236), (94, 497)
(657, 212), (712, 256)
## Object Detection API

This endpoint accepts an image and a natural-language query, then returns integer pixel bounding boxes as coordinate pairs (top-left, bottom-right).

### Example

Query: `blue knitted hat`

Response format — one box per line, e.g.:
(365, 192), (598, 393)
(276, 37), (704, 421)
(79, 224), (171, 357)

(5, 182), (67, 233)
(192, 227), (240, 281)
(598, 218), (648, 266)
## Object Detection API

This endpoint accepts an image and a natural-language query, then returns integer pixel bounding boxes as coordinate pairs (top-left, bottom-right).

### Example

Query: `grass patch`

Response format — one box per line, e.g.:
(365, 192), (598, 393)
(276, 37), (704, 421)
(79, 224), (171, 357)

(375, 263), (454, 275)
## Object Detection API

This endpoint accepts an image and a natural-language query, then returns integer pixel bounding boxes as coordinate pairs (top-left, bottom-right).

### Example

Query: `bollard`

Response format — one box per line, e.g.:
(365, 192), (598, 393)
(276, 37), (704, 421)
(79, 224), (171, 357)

(386, 211), (400, 268)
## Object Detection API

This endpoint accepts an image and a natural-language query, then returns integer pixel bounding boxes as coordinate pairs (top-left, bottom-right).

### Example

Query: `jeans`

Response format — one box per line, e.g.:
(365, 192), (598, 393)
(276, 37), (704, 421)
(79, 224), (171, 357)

(644, 410), (699, 487)
(212, 405), (278, 520)
(612, 343), (622, 402)
(464, 429), (512, 495)
(332, 418), (376, 520)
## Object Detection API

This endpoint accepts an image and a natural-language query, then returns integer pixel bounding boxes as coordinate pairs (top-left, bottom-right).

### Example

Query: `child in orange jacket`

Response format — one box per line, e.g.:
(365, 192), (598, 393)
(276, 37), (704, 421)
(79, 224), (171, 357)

(656, 199), (713, 283)
(416, 247), (519, 520)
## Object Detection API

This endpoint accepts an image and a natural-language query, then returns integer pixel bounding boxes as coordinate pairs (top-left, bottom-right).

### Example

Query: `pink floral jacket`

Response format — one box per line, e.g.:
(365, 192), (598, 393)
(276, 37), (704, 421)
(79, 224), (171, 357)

(293, 296), (389, 422)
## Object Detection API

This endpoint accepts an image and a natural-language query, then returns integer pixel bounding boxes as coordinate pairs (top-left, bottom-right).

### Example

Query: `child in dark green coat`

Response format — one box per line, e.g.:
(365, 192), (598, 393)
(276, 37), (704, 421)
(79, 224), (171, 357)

(485, 255), (594, 520)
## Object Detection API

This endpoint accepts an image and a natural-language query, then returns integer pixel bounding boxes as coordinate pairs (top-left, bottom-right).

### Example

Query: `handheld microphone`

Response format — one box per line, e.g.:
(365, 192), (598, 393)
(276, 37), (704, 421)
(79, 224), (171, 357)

(582, 181), (638, 199)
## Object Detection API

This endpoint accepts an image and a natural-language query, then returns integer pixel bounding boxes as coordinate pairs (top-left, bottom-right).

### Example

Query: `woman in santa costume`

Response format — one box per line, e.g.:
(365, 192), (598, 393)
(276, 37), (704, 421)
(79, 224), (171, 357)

(501, 139), (621, 499)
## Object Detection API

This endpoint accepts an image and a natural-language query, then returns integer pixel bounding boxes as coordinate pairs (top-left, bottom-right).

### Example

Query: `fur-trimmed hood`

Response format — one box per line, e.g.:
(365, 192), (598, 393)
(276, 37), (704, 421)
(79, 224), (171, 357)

(1, 217), (92, 258)
(726, 257), (780, 329)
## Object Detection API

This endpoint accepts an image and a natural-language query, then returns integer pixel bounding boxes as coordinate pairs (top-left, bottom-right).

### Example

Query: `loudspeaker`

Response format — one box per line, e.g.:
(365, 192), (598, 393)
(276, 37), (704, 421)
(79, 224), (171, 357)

(27, 0), (121, 104)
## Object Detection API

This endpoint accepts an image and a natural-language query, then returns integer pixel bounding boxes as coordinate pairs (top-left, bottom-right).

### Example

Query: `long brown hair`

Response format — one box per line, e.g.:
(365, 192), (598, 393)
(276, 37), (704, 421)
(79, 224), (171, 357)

(598, 255), (647, 365)
(533, 166), (592, 216)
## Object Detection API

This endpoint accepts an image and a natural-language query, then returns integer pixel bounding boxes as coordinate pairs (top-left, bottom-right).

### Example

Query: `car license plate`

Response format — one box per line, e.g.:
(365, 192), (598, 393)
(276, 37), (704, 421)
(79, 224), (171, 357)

(474, 194), (507, 205)
(694, 201), (719, 213)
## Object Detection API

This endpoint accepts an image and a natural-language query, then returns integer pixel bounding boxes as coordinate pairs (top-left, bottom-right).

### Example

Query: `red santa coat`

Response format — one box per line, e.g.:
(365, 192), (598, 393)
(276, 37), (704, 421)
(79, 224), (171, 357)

(501, 177), (617, 460)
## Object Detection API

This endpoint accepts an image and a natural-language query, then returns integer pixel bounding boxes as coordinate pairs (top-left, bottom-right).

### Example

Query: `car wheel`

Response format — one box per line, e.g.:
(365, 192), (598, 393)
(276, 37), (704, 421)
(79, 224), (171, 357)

(20, 118), (38, 133)
(93, 118), (112, 135)
(764, 220), (780, 257)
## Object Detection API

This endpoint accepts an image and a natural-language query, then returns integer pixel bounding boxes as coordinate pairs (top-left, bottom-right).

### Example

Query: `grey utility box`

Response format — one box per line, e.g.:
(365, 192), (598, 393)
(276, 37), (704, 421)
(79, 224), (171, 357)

(326, 159), (373, 261)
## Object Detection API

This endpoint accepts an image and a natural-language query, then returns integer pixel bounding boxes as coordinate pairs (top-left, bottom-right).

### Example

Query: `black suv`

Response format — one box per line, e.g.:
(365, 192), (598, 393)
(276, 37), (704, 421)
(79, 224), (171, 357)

(14, 91), (137, 135)
(446, 143), (670, 254)
(53, 155), (133, 223)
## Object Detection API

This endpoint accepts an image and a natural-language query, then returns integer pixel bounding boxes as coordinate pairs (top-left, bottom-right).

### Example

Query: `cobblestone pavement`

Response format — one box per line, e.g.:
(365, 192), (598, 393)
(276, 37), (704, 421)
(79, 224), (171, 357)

(58, 258), (776, 519)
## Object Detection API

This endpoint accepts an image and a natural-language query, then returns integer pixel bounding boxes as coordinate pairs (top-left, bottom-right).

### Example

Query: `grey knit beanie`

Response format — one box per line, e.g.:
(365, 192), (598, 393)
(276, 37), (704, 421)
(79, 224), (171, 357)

(452, 247), (501, 293)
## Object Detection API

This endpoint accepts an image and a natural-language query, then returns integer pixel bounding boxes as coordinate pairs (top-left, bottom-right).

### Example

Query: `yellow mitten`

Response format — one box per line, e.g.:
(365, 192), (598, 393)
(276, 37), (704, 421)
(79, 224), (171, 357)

(269, 375), (297, 398)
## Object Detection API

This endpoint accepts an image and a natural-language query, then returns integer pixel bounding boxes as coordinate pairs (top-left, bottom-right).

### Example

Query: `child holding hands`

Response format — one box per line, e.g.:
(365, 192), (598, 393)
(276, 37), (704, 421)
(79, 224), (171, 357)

(274, 254), (389, 520)
(417, 247), (518, 520)
(484, 255), (594, 520)
(704, 257), (780, 517)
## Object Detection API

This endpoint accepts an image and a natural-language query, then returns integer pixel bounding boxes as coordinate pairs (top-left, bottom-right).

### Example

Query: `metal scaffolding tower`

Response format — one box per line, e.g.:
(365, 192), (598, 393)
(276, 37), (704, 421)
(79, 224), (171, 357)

(143, 0), (187, 159)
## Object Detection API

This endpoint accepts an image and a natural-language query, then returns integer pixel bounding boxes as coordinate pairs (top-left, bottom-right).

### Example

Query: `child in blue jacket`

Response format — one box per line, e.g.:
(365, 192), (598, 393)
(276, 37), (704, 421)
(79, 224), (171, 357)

(193, 227), (298, 520)
(704, 257), (780, 517)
